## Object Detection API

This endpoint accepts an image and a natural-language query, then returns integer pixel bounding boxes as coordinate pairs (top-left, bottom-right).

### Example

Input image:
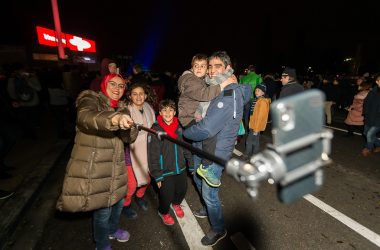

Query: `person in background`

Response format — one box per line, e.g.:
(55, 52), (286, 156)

(243, 83), (271, 159)
(90, 58), (117, 92)
(279, 67), (304, 98)
(148, 99), (187, 226)
(362, 75), (380, 156)
(129, 64), (151, 85)
(240, 65), (263, 131)
(344, 81), (371, 137)
(183, 51), (252, 247)
(56, 73), (138, 250)
(122, 83), (156, 218)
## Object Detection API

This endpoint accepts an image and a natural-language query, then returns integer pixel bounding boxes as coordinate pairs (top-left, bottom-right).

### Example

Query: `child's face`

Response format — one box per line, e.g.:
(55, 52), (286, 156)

(130, 86), (147, 108)
(255, 88), (264, 97)
(159, 107), (176, 124)
(192, 59), (208, 78)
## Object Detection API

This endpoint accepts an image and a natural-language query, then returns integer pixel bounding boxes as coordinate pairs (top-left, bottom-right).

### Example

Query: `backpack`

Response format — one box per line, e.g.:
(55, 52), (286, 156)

(14, 75), (34, 102)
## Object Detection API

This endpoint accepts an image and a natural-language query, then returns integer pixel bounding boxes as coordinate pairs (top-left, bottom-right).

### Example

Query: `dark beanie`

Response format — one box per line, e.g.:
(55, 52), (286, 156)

(256, 83), (267, 93)
(282, 67), (297, 79)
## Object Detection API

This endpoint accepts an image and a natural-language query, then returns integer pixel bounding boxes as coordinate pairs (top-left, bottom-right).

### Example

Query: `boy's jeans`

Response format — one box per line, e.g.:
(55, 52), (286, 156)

(93, 198), (124, 250)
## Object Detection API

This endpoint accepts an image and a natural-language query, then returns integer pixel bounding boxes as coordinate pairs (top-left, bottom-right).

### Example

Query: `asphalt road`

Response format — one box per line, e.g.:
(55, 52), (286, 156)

(3, 120), (380, 250)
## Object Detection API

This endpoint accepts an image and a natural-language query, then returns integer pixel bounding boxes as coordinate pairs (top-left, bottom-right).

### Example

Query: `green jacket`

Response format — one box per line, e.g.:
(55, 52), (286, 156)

(240, 72), (262, 100)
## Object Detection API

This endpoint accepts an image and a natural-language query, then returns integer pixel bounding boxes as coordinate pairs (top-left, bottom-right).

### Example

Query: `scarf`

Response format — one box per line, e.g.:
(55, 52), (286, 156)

(157, 115), (179, 139)
(205, 67), (234, 86)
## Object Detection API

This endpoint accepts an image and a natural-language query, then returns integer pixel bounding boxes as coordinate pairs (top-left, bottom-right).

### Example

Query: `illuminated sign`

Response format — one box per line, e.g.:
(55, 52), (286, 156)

(36, 26), (96, 53)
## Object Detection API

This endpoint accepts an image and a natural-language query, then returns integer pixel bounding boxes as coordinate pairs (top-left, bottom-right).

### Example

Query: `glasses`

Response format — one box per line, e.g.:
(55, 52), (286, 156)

(108, 81), (126, 89)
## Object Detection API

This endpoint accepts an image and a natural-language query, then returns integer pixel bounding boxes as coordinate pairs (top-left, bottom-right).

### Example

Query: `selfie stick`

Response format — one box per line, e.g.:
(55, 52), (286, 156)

(136, 120), (333, 203)
(135, 124), (226, 167)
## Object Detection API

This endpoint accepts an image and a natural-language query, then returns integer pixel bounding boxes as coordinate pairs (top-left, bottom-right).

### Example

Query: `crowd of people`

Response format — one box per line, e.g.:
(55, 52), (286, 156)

(1, 51), (380, 249)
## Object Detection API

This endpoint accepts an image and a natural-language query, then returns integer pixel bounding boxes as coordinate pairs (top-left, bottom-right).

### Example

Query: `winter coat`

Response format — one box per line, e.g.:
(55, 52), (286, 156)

(345, 89), (369, 126)
(183, 83), (252, 162)
(279, 81), (304, 98)
(128, 102), (156, 186)
(178, 70), (221, 127)
(249, 97), (271, 133)
(363, 86), (380, 127)
(56, 90), (138, 212)
(147, 122), (187, 182)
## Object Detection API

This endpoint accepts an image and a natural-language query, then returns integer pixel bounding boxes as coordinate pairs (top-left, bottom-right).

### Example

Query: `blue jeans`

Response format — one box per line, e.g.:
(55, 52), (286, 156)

(93, 198), (124, 250)
(363, 125), (380, 150)
(193, 163), (225, 233)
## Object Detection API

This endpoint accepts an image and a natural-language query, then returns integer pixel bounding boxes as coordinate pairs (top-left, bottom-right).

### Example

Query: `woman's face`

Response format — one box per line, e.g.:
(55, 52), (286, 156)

(130, 86), (147, 108)
(106, 76), (125, 101)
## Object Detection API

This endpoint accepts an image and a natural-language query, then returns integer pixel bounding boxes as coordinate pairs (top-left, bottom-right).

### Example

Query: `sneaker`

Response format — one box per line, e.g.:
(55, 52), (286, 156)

(201, 229), (227, 246)
(135, 197), (148, 211)
(170, 204), (184, 218)
(108, 229), (130, 242)
(192, 207), (207, 218)
(0, 189), (14, 200)
(158, 212), (175, 226)
(122, 206), (137, 219)
(196, 165), (221, 187)
(362, 148), (372, 157)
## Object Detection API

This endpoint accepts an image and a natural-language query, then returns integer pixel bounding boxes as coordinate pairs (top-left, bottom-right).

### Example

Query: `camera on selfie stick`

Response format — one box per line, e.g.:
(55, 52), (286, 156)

(226, 89), (333, 203)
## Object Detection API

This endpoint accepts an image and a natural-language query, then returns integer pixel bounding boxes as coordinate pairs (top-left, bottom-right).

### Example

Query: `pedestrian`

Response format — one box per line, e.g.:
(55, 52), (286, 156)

(344, 81), (371, 137)
(240, 65), (263, 131)
(183, 51), (252, 246)
(148, 99), (187, 225)
(177, 53), (234, 176)
(243, 83), (271, 159)
(89, 58), (117, 92)
(279, 67), (304, 98)
(56, 73), (138, 250)
(362, 75), (380, 156)
(121, 83), (156, 218)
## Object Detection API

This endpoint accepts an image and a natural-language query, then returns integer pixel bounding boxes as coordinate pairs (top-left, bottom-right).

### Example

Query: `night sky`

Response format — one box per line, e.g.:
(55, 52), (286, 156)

(1, 0), (379, 75)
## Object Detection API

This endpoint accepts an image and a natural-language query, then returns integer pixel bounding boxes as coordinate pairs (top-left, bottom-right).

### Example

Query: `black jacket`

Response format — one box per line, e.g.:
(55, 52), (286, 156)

(148, 122), (187, 182)
(364, 86), (380, 127)
(279, 81), (304, 98)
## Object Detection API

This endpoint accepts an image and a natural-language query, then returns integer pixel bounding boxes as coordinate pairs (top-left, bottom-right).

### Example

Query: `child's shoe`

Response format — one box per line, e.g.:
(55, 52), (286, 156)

(135, 196), (148, 211)
(108, 229), (130, 242)
(122, 205), (137, 219)
(196, 165), (221, 187)
(170, 204), (184, 218)
(158, 212), (175, 225)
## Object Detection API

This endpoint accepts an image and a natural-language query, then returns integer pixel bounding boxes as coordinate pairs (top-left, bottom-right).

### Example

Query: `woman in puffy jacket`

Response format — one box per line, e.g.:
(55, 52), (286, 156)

(344, 81), (372, 136)
(56, 73), (138, 250)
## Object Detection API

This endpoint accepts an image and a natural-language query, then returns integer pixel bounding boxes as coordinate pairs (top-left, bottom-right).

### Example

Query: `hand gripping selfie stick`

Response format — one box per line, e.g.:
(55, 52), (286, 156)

(136, 90), (333, 203)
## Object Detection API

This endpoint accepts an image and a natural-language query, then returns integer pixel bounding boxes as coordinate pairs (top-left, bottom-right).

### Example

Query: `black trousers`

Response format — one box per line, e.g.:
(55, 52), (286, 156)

(158, 171), (187, 214)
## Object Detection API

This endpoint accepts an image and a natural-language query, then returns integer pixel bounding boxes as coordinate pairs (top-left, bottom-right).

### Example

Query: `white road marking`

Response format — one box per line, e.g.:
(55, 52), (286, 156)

(233, 147), (380, 248)
(304, 194), (380, 247)
(233, 148), (243, 156)
(176, 200), (212, 250)
(324, 125), (362, 136)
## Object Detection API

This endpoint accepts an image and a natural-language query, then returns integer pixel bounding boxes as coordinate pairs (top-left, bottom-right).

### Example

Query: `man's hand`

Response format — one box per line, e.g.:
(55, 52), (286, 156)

(220, 74), (237, 90)
(157, 181), (162, 188)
